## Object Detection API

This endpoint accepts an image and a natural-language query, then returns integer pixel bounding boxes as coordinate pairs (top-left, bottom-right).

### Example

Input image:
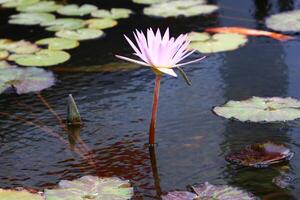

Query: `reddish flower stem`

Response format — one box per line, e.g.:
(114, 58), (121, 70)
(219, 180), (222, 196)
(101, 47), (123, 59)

(149, 75), (161, 145)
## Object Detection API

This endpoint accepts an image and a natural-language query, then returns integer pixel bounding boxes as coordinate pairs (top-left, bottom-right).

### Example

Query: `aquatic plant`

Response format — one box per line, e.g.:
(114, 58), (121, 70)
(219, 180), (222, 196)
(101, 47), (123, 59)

(0, 188), (44, 200)
(266, 10), (300, 32)
(116, 28), (205, 145)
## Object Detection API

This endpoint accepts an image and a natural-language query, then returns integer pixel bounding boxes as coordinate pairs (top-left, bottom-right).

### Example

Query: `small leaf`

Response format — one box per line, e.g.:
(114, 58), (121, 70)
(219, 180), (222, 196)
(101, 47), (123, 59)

(56, 28), (104, 41)
(42, 18), (85, 32)
(266, 10), (300, 32)
(36, 37), (79, 50)
(57, 4), (98, 16)
(85, 18), (118, 30)
(1, 0), (39, 8)
(9, 12), (55, 25)
(67, 94), (82, 125)
(17, 1), (61, 12)
(91, 8), (133, 19)
(0, 50), (8, 60)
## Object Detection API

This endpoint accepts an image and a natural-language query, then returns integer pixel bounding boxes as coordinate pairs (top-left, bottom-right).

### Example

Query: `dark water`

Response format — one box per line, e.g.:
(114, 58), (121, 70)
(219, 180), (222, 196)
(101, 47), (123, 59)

(1, 0), (300, 199)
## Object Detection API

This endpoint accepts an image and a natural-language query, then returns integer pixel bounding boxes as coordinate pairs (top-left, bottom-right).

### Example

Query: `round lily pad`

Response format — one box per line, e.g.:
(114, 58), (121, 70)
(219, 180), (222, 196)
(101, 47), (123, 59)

(188, 32), (248, 53)
(85, 18), (118, 30)
(1, 0), (39, 8)
(191, 182), (256, 200)
(213, 96), (300, 122)
(42, 18), (85, 32)
(143, 0), (218, 18)
(36, 37), (79, 50)
(132, 0), (169, 4)
(17, 1), (61, 13)
(11, 49), (70, 67)
(0, 50), (8, 60)
(45, 176), (134, 200)
(56, 28), (104, 40)
(91, 8), (133, 19)
(0, 39), (40, 54)
(0, 61), (15, 69)
(225, 142), (294, 168)
(9, 12), (55, 25)
(0, 189), (44, 200)
(265, 10), (300, 32)
(57, 4), (98, 16)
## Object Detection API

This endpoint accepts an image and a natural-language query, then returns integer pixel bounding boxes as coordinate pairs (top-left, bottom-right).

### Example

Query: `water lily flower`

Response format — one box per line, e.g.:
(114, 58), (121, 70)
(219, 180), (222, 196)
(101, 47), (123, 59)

(116, 28), (205, 145)
(116, 28), (205, 77)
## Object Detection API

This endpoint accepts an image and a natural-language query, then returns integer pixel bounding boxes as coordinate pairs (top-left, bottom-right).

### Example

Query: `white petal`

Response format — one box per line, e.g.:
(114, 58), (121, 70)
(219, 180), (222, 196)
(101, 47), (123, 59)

(115, 55), (150, 67)
(156, 67), (178, 77)
(174, 56), (207, 67)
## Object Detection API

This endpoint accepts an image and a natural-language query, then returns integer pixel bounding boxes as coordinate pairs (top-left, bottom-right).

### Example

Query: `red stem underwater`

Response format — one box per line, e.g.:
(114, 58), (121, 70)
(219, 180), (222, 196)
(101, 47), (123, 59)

(149, 75), (161, 145)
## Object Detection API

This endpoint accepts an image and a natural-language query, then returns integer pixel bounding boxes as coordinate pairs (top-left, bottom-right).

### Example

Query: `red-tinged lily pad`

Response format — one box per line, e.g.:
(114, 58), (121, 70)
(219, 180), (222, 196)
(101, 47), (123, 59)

(0, 67), (55, 94)
(0, 39), (40, 54)
(161, 191), (197, 200)
(191, 182), (256, 200)
(225, 142), (294, 168)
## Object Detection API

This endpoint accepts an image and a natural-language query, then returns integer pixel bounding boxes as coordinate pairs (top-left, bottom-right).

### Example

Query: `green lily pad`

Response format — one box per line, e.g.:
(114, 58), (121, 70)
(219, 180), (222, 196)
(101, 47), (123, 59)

(45, 176), (133, 200)
(17, 1), (61, 12)
(36, 37), (79, 50)
(0, 67), (55, 94)
(42, 18), (85, 32)
(9, 12), (55, 25)
(132, 0), (169, 4)
(0, 50), (8, 60)
(10, 49), (70, 67)
(85, 18), (118, 30)
(265, 10), (300, 32)
(0, 61), (15, 69)
(91, 8), (133, 19)
(57, 4), (98, 16)
(56, 28), (104, 40)
(0, 39), (40, 54)
(143, 0), (218, 18)
(1, 0), (39, 8)
(0, 189), (44, 200)
(213, 96), (300, 122)
(188, 32), (247, 53)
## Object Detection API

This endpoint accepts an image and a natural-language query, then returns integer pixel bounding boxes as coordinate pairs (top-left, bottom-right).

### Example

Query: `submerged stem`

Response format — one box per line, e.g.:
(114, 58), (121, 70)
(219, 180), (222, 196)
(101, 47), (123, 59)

(149, 75), (161, 145)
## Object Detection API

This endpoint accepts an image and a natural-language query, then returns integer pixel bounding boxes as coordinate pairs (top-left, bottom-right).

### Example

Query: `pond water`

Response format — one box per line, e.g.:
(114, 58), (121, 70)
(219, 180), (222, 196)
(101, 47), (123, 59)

(1, 0), (300, 199)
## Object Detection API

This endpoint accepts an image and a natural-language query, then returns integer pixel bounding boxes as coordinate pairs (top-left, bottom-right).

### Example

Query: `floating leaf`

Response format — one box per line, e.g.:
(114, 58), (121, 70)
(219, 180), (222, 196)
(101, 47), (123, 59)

(191, 182), (256, 200)
(161, 191), (197, 200)
(1, 0), (39, 8)
(0, 67), (55, 94)
(17, 1), (61, 12)
(85, 18), (118, 30)
(45, 176), (133, 200)
(0, 61), (15, 69)
(56, 28), (104, 41)
(0, 189), (44, 200)
(188, 32), (247, 53)
(213, 96), (300, 122)
(266, 10), (300, 32)
(143, 0), (218, 18)
(0, 50), (8, 60)
(11, 49), (70, 67)
(36, 37), (79, 50)
(42, 18), (85, 32)
(132, 0), (169, 4)
(225, 142), (294, 168)
(9, 12), (55, 25)
(57, 4), (97, 16)
(0, 39), (40, 54)
(91, 8), (133, 19)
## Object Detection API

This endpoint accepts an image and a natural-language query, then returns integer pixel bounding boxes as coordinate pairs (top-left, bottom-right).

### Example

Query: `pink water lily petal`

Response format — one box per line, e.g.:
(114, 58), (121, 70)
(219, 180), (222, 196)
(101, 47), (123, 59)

(175, 56), (207, 67)
(115, 55), (150, 67)
(156, 67), (177, 77)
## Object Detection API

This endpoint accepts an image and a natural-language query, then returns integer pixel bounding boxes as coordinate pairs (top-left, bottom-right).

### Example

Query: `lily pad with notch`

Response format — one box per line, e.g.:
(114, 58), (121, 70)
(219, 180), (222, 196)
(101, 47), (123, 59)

(56, 28), (104, 40)
(9, 12), (55, 25)
(17, 1), (61, 12)
(91, 8), (133, 19)
(225, 142), (294, 168)
(57, 4), (98, 16)
(42, 18), (85, 32)
(85, 18), (118, 30)
(44, 175), (134, 200)
(36, 37), (79, 50)
(213, 96), (300, 122)
(188, 32), (248, 53)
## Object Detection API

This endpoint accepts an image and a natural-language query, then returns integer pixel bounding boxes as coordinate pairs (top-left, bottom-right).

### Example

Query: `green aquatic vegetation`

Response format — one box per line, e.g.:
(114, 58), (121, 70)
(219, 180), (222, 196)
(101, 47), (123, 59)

(225, 142), (294, 168)
(266, 10), (300, 32)
(57, 4), (98, 16)
(0, 50), (8, 60)
(42, 18), (85, 32)
(9, 12), (55, 25)
(17, 1), (61, 13)
(213, 96), (300, 122)
(91, 8), (133, 19)
(0, 0), (39, 8)
(0, 67), (55, 94)
(188, 32), (248, 53)
(85, 18), (118, 30)
(132, 0), (170, 4)
(36, 37), (79, 50)
(56, 29), (104, 40)
(162, 182), (255, 200)
(9, 49), (70, 67)
(143, 0), (218, 18)
(0, 39), (40, 54)
(0, 189), (44, 200)
(0, 61), (14, 68)
(45, 176), (133, 200)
